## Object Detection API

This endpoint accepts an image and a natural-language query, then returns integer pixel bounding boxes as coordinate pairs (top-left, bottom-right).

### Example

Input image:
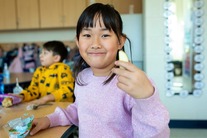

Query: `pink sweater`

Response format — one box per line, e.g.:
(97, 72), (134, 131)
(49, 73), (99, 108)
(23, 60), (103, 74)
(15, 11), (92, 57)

(47, 68), (170, 138)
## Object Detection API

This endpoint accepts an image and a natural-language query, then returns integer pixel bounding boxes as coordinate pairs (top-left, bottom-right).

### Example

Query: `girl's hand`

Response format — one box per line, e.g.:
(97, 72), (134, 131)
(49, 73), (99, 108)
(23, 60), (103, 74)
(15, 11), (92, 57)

(112, 61), (154, 99)
(30, 117), (50, 135)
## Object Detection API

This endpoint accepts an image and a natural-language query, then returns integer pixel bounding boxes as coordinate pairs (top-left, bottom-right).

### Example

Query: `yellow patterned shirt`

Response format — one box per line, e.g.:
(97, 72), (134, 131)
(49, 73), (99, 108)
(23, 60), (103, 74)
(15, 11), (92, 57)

(20, 63), (74, 102)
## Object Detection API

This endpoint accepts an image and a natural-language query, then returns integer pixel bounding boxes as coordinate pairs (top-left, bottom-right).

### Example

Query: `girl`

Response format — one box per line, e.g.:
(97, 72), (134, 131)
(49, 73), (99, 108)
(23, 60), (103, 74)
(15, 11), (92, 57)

(30, 3), (170, 138)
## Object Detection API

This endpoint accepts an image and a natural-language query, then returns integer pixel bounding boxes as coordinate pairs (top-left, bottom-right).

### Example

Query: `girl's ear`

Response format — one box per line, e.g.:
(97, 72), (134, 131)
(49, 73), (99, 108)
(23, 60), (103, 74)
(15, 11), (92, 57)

(118, 36), (126, 50)
(75, 37), (80, 48)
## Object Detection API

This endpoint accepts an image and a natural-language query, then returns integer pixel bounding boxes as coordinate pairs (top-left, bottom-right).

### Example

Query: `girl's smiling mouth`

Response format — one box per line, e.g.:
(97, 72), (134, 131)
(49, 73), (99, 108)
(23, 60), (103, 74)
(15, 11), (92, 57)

(88, 51), (106, 56)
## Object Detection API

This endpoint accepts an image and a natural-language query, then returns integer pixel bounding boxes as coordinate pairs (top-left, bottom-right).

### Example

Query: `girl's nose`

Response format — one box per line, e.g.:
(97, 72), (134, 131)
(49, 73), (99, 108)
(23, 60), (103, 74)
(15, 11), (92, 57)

(91, 37), (101, 49)
(91, 44), (101, 49)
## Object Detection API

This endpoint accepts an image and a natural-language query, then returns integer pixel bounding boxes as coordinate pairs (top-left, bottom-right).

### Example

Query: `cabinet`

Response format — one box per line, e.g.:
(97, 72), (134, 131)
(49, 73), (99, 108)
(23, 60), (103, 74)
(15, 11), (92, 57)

(39, 0), (86, 28)
(16, 0), (39, 29)
(63, 0), (86, 27)
(0, 0), (142, 31)
(0, 0), (16, 30)
(112, 0), (142, 14)
(0, 0), (39, 30)
(89, 0), (112, 5)
(87, 0), (142, 14)
(39, 0), (62, 28)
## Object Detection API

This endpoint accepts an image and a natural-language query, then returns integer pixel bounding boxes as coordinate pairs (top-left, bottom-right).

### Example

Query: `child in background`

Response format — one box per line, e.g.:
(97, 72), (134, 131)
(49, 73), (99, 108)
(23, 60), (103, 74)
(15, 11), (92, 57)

(30, 3), (170, 138)
(2, 41), (74, 107)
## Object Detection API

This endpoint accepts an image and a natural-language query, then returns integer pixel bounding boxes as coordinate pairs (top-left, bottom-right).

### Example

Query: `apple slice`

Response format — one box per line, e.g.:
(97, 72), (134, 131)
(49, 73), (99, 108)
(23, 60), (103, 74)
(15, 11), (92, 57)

(118, 50), (129, 69)
(119, 50), (129, 62)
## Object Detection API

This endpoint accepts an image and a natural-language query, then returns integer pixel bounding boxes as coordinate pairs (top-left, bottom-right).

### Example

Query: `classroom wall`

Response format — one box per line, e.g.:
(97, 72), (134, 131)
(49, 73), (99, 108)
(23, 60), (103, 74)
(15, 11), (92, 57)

(143, 0), (207, 120)
(0, 29), (76, 43)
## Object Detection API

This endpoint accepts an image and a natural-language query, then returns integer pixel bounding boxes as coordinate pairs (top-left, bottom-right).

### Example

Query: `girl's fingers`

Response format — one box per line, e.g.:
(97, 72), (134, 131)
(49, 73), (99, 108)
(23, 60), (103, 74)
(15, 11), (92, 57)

(30, 121), (40, 135)
(115, 60), (140, 72)
(30, 117), (50, 135)
(117, 74), (132, 87)
(112, 62), (138, 79)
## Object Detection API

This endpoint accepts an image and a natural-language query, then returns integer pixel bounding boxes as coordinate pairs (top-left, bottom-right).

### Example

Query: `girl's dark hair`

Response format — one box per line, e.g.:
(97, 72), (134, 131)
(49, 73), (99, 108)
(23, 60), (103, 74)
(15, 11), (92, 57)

(43, 40), (68, 62)
(74, 3), (131, 85)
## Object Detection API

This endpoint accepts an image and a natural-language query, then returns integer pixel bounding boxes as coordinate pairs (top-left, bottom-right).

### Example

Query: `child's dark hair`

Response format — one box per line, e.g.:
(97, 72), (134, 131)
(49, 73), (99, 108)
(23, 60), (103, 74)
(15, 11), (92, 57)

(43, 41), (68, 62)
(74, 3), (131, 85)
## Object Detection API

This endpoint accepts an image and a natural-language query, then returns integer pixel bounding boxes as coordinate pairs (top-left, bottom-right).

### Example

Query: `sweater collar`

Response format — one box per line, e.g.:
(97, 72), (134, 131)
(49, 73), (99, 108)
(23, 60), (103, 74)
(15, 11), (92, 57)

(42, 63), (63, 70)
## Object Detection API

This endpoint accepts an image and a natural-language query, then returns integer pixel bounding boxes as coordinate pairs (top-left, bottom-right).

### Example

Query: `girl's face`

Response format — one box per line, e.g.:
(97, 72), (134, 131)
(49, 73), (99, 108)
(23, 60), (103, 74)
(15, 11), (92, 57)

(76, 17), (125, 76)
(39, 49), (59, 67)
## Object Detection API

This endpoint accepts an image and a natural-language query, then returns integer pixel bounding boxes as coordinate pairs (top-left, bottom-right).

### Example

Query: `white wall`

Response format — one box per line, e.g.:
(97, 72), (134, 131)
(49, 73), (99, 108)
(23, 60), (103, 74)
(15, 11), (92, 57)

(144, 0), (207, 120)
(121, 14), (143, 69)
(0, 29), (76, 43)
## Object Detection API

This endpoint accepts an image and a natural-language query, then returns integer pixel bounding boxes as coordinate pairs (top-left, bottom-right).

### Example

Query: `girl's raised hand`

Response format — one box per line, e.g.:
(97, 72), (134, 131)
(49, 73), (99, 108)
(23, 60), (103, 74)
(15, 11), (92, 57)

(112, 60), (154, 99)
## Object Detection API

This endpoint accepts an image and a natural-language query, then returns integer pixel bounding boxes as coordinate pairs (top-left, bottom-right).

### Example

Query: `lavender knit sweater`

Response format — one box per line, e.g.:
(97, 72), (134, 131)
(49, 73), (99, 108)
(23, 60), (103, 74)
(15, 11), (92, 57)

(47, 68), (170, 138)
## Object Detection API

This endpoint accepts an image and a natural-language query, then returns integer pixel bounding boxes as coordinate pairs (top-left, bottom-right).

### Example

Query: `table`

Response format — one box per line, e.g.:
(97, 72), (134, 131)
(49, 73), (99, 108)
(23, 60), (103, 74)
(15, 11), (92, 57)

(0, 102), (71, 137)
(3, 73), (33, 93)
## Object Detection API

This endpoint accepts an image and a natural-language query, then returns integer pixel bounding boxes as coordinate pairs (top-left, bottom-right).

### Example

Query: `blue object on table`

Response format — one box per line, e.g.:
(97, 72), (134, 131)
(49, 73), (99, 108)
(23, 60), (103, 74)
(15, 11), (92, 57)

(0, 74), (4, 105)
(0, 74), (4, 95)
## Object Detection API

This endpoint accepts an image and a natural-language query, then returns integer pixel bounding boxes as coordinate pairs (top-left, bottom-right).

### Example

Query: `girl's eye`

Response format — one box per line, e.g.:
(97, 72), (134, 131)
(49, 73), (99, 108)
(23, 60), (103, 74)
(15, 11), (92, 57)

(102, 34), (110, 38)
(82, 34), (91, 37)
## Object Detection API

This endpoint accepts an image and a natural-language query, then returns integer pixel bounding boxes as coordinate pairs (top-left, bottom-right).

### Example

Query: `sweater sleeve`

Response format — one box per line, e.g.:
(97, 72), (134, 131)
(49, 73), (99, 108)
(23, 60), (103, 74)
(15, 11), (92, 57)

(131, 86), (170, 138)
(47, 102), (78, 127)
(51, 65), (74, 102)
(20, 68), (41, 102)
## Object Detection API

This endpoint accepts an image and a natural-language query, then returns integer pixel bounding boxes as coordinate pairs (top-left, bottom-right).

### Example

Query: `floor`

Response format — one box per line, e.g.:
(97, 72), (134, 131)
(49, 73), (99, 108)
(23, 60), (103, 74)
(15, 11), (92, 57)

(71, 128), (207, 138)
(170, 128), (207, 138)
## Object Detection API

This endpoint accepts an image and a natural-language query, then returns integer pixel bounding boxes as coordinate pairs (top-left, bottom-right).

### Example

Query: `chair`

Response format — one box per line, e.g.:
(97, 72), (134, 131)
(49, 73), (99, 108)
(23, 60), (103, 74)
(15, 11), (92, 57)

(61, 125), (78, 138)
